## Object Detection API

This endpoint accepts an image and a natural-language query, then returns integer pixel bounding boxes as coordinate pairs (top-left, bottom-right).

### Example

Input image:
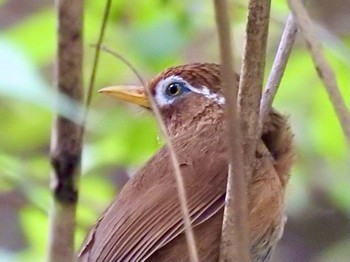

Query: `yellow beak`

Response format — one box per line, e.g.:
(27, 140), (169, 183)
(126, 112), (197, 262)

(98, 85), (150, 108)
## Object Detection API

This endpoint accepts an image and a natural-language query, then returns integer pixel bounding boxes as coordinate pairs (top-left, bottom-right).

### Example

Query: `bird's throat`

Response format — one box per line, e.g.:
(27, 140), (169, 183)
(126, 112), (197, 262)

(162, 101), (224, 138)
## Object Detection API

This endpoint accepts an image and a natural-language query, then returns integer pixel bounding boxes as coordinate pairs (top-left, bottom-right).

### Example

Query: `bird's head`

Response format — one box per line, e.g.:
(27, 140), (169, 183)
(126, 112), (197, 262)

(100, 63), (227, 136)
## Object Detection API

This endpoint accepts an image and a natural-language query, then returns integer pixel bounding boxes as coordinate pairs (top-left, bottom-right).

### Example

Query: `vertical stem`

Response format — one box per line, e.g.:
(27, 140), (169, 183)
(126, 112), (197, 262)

(48, 1), (83, 261)
(239, 0), (271, 180)
(259, 0), (306, 133)
(213, 1), (249, 262)
(85, 0), (112, 110)
(259, 13), (299, 132)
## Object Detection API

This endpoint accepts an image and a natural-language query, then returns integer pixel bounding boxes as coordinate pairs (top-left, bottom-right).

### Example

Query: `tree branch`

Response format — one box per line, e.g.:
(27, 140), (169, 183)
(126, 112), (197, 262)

(213, 1), (249, 262)
(288, 0), (350, 150)
(239, 0), (271, 180)
(85, 0), (112, 112)
(259, 12), (299, 132)
(48, 0), (83, 261)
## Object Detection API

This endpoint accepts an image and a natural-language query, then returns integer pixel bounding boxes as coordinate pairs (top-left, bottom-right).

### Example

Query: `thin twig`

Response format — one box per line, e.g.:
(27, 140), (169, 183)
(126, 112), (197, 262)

(48, 0), (83, 262)
(259, 12), (299, 133)
(288, 0), (350, 150)
(95, 45), (146, 85)
(80, 0), (112, 138)
(239, 0), (271, 181)
(84, 0), (112, 112)
(99, 46), (199, 262)
(213, 1), (249, 262)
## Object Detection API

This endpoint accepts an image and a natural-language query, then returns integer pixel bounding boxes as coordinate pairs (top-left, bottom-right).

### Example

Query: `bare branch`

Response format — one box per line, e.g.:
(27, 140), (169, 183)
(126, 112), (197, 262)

(98, 46), (199, 262)
(85, 0), (112, 111)
(259, 12), (299, 132)
(288, 0), (350, 150)
(239, 0), (271, 181)
(213, 1), (249, 262)
(48, 0), (83, 261)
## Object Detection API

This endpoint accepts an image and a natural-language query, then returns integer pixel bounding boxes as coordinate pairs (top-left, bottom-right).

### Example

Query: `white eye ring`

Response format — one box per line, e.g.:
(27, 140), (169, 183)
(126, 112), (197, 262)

(153, 75), (188, 106)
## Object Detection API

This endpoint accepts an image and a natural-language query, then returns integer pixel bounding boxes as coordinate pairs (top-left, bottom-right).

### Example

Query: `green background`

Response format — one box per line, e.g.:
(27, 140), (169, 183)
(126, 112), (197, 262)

(0, 0), (349, 261)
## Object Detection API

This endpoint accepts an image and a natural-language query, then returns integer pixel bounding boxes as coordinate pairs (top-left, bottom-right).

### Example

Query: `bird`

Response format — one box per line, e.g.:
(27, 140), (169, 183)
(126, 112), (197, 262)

(78, 63), (294, 262)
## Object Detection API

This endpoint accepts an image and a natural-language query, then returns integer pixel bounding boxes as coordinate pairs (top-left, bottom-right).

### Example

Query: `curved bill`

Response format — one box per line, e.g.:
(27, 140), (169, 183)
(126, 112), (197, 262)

(98, 85), (150, 108)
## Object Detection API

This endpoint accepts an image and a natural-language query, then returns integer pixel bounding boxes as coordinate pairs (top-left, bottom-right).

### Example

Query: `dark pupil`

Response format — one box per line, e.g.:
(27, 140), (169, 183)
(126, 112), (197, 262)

(168, 83), (180, 95)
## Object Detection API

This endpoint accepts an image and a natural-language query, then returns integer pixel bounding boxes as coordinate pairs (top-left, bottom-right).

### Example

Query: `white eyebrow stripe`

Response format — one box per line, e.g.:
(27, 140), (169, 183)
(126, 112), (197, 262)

(189, 85), (226, 105)
(153, 75), (226, 106)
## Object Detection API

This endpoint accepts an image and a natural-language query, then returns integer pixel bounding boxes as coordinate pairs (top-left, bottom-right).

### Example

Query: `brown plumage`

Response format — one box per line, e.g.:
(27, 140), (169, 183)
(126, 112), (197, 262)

(78, 63), (294, 262)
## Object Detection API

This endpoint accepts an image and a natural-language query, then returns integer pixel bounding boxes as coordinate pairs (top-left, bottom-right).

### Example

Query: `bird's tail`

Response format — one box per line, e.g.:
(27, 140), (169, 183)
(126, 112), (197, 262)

(262, 110), (295, 186)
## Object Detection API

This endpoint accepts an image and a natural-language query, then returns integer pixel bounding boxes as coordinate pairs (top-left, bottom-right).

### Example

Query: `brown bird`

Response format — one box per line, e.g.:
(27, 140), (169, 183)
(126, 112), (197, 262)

(79, 63), (294, 262)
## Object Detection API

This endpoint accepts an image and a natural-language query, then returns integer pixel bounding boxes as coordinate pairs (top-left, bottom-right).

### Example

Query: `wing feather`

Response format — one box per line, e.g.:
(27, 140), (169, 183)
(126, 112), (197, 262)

(79, 123), (227, 262)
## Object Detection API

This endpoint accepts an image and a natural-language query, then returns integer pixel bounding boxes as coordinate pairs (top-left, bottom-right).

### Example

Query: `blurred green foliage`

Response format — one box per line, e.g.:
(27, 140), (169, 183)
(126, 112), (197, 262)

(0, 0), (349, 261)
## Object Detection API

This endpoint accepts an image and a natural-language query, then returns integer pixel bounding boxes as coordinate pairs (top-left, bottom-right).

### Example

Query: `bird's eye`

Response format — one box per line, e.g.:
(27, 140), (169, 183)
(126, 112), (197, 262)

(165, 82), (184, 97)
